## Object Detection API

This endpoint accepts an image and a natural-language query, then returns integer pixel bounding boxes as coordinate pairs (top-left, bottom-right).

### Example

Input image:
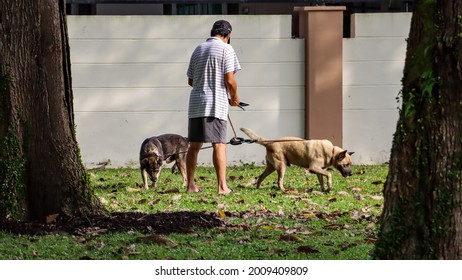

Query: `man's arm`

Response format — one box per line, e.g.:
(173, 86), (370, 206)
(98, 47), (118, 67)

(225, 72), (240, 106)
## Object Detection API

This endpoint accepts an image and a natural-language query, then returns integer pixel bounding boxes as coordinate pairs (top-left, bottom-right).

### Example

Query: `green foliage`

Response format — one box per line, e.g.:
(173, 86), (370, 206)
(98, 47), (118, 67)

(0, 165), (389, 260)
(0, 129), (26, 219)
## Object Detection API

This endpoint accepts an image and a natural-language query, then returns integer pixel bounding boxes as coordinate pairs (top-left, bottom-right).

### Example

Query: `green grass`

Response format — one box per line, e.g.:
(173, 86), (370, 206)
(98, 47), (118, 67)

(0, 164), (388, 260)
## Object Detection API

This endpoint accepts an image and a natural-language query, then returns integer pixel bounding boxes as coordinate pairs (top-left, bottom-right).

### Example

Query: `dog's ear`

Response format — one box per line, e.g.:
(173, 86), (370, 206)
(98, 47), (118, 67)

(337, 150), (348, 161)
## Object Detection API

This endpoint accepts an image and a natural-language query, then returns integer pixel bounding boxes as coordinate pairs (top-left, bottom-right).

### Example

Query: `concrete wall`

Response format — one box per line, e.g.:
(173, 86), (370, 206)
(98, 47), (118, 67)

(343, 13), (411, 164)
(69, 15), (304, 168)
(68, 13), (412, 168)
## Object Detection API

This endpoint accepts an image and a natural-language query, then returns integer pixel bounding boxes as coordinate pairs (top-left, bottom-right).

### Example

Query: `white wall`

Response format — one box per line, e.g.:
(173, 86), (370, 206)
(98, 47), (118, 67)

(68, 13), (412, 168)
(69, 15), (304, 168)
(343, 13), (411, 164)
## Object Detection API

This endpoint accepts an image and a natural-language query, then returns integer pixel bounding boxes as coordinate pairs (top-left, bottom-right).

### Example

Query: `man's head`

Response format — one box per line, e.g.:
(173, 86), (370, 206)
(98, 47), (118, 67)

(211, 20), (232, 39)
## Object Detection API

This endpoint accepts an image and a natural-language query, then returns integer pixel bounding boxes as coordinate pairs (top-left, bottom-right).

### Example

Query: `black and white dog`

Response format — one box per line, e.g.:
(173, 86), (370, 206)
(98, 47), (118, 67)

(139, 134), (189, 189)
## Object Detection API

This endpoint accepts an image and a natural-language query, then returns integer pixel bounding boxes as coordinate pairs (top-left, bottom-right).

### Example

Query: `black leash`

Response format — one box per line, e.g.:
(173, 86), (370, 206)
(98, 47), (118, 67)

(164, 102), (308, 158)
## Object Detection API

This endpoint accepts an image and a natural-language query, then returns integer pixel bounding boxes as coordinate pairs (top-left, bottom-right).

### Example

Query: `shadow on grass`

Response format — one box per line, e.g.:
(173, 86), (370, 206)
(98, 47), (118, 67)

(0, 211), (223, 236)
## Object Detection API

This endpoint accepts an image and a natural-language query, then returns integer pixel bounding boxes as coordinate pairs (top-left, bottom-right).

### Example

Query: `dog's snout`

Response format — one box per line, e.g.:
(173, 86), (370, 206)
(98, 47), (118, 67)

(338, 167), (353, 178)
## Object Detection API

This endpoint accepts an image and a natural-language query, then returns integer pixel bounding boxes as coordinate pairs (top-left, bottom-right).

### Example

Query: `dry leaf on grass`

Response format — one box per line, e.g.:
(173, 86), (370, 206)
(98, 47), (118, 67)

(280, 234), (302, 242)
(172, 195), (182, 201)
(297, 245), (320, 254)
(163, 188), (180, 194)
(126, 187), (141, 192)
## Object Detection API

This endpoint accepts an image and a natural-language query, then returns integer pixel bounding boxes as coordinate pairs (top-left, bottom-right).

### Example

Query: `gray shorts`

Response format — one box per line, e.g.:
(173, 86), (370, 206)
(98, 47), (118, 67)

(188, 117), (227, 143)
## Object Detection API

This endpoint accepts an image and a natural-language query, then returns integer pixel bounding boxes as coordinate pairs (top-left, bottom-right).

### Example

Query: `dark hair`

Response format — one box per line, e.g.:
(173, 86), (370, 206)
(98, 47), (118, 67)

(210, 20), (232, 37)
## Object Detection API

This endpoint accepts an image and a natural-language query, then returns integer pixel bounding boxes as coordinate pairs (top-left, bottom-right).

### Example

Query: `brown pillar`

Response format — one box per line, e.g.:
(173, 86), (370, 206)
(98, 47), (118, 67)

(295, 6), (346, 146)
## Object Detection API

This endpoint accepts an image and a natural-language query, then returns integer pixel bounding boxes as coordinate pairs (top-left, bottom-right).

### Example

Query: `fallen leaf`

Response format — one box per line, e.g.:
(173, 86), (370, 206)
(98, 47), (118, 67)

(45, 214), (59, 224)
(172, 195), (182, 200)
(361, 206), (371, 213)
(297, 245), (320, 254)
(198, 176), (212, 181)
(163, 188), (179, 194)
(76, 236), (87, 243)
(341, 242), (359, 251)
(338, 191), (349, 196)
(138, 198), (148, 204)
(244, 178), (257, 187)
(372, 180), (384, 185)
(280, 234), (302, 242)
(351, 211), (361, 220)
(218, 209), (227, 218)
(283, 189), (299, 194)
(126, 187), (141, 192)
(197, 197), (208, 203)
(303, 213), (316, 218)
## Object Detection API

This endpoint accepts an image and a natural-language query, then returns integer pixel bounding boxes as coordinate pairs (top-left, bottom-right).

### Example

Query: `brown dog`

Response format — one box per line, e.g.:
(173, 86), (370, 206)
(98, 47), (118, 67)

(139, 134), (189, 189)
(241, 128), (353, 192)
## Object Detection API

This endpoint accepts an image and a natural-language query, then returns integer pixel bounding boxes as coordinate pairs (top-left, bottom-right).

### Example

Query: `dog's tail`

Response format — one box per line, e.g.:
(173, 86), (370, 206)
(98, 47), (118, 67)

(240, 128), (265, 143)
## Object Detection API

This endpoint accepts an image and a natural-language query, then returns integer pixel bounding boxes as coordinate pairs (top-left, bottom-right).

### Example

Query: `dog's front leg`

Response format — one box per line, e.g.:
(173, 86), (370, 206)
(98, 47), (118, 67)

(324, 172), (332, 192)
(176, 161), (188, 187)
(141, 169), (149, 190)
(310, 167), (332, 192)
(316, 173), (331, 192)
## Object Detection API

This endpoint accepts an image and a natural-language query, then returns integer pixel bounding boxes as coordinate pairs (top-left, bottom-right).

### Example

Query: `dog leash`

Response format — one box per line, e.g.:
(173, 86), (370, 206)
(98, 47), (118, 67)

(227, 101), (252, 146)
(164, 102), (308, 158)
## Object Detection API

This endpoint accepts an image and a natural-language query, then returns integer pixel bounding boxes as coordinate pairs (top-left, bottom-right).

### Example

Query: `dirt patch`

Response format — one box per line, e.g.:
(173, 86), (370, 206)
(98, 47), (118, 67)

(0, 211), (223, 236)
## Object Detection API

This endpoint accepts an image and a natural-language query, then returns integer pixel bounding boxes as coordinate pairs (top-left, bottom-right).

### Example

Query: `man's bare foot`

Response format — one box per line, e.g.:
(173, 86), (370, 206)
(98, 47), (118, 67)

(187, 185), (202, 193)
(218, 187), (233, 195)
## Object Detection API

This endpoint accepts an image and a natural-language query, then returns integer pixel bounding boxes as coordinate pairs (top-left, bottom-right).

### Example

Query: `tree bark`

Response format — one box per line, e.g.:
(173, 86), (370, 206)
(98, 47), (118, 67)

(0, 0), (99, 221)
(374, 0), (462, 259)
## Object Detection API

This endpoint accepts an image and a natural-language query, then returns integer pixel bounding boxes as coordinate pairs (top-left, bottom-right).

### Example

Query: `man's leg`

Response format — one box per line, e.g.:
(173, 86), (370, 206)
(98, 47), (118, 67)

(213, 143), (232, 195)
(186, 142), (202, 193)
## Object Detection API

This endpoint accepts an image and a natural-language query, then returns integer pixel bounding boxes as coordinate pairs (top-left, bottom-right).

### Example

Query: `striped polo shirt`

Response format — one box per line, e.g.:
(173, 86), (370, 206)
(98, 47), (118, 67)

(187, 37), (241, 121)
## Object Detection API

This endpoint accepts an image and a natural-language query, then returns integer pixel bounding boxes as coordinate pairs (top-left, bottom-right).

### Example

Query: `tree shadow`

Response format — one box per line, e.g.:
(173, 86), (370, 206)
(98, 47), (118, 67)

(0, 211), (223, 236)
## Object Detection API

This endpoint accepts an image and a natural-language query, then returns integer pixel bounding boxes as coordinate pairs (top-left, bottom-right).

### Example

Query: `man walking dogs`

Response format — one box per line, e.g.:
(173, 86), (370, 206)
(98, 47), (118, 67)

(186, 20), (241, 195)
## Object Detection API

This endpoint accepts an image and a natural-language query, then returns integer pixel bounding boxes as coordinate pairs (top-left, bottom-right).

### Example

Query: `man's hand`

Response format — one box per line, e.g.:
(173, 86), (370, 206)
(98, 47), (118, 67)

(228, 97), (240, 106)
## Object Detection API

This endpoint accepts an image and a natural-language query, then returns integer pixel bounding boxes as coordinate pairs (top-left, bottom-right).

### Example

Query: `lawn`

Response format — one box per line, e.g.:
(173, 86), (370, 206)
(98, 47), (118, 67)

(0, 164), (388, 260)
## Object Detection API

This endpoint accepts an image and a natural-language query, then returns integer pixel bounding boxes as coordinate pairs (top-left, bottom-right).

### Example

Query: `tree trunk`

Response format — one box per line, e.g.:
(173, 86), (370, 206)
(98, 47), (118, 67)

(374, 0), (462, 259)
(0, 0), (99, 221)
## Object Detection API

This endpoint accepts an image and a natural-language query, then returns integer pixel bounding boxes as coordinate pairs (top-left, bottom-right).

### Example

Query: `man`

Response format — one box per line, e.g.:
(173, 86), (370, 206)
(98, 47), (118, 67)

(186, 20), (241, 195)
